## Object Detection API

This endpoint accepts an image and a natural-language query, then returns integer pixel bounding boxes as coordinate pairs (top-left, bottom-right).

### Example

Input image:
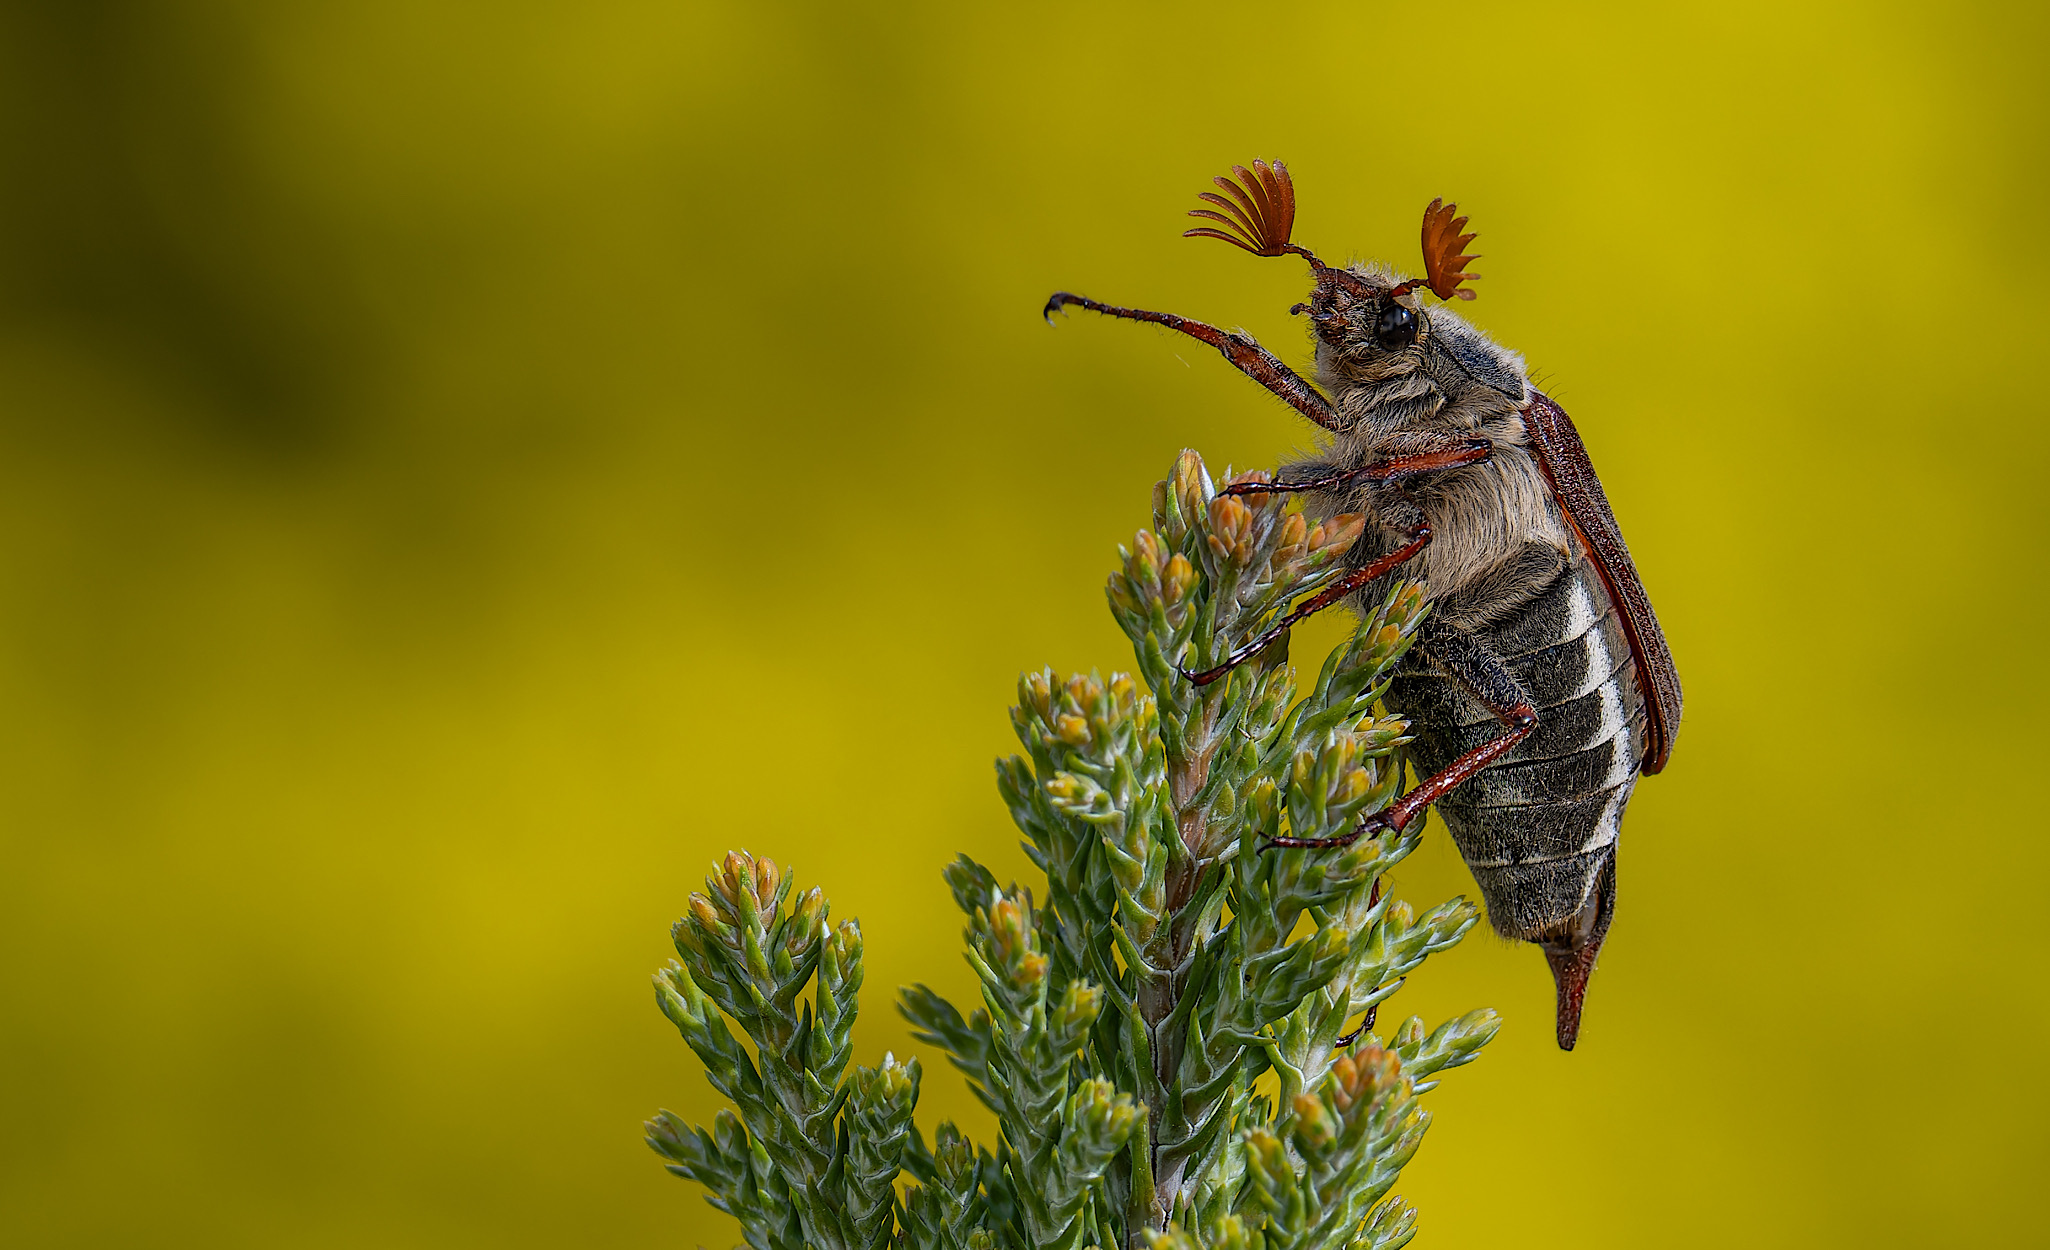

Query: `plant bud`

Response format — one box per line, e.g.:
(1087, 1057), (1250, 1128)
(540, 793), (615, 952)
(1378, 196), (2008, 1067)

(1328, 1043), (1401, 1114)
(1019, 668), (1054, 720)
(983, 896), (1047, 988)
(1291, 1093), (1336, 1150)
(787, 887), (825, 949)
(1308, 512), (1366, 557)
(1170, 450), (1211, 543)
(931, 1121), (975, 1182)
(829, 918), (862, 968)
(1054, 980), (1104, 1033)
(715, 850), (757, 911)
(1132, 528), (1164, 574)
(688, 893), (725, 937)
(862, 1051), (920, 1105)
(1107, 572), (1139, 614)
(1206, 495), (1254, 566)
(1044, 774), (1109, 818)
(1331, 767), (1370, 806)
(1273, 512), (1308, 564)
(1161, 553), (1196, 610)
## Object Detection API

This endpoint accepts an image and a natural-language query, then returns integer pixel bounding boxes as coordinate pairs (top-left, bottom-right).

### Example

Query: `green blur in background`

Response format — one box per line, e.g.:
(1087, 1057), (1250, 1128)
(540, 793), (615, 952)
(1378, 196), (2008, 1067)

(0, 1), (2044, 1246)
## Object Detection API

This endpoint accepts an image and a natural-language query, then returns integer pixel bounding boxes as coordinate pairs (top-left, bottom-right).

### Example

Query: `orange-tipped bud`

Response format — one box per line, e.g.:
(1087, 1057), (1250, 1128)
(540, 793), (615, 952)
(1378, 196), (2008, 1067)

(1309, 513), (1366, 557)
(1162, 553), (1196, 606)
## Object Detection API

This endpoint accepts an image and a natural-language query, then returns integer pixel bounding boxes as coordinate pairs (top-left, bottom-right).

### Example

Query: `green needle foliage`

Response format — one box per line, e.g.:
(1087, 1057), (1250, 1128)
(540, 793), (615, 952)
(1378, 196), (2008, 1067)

(649, 451), (1502, 1250)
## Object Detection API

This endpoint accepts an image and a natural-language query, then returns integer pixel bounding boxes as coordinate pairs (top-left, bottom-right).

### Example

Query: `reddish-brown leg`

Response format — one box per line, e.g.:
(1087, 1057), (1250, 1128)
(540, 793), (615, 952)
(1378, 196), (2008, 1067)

(1333, 879), (1385, 1045)
(1268, 625), (1538, 848)
(1334, 995), (1392, 1047)
(1180, 525), (1430, 686)
(1191, 457), (1496, 688)
(1044, 292), (1341, 431)
(1222, 439), (1492, 496)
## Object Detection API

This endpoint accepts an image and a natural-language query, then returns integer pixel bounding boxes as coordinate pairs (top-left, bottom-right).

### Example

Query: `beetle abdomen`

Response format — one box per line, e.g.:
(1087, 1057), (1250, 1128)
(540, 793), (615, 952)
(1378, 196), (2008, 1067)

(1386, 556), (1648, 941)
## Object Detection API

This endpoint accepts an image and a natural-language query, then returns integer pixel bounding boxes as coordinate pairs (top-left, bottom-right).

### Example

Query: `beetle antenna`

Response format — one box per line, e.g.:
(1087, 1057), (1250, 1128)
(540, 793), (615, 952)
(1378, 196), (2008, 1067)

(1389, 197), (1480, 302)
(1183, 159), (1329, 271)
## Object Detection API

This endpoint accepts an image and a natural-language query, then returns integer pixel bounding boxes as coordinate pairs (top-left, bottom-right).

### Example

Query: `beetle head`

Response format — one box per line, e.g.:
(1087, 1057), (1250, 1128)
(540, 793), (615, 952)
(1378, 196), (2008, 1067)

(1184, 163), (1481, 369)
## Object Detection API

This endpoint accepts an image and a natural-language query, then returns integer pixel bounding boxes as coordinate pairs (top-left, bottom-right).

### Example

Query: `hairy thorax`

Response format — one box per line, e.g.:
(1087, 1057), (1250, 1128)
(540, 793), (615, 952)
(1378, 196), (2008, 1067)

(1296, 305), (1573, 630)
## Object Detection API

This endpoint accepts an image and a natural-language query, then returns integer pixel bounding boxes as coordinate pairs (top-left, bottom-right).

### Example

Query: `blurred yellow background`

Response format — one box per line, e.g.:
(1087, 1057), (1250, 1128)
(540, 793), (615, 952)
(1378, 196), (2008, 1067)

(0, 1), (2044, 1246)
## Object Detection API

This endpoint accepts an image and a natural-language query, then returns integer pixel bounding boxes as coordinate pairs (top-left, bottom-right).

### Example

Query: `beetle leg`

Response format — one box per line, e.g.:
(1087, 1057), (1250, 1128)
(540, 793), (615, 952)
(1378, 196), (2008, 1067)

(1330, 880), (1386, 1044)
(1221, 438), (1492, 496)
(1179, 518), (1430, 686)
(1334, 983), (1398, 1047)
(1267, 621), (1536, 847)
(1184, 493), (1442, 687)
(1044, 292), (1341, 431)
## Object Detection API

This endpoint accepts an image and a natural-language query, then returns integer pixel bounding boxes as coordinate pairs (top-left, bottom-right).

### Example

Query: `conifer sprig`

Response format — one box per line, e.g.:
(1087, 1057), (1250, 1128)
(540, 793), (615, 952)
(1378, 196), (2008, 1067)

(649, 451), (1502, 1250)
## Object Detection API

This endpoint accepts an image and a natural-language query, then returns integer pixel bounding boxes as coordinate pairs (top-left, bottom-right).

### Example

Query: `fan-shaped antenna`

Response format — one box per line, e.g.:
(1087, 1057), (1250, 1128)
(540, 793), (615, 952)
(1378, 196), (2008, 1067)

(1183, 161), (1325, 269)
(1395, 197), (1480, 301)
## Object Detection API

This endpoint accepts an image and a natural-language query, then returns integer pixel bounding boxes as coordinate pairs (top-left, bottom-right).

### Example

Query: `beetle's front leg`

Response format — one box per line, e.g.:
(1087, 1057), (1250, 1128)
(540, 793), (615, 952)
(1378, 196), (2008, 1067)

(1043, 292), (1341, 431)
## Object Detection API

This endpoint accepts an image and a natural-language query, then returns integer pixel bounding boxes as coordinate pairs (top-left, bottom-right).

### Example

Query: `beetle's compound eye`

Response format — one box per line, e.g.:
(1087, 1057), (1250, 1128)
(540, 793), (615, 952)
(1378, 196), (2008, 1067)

(1375, 302), (1418, 349)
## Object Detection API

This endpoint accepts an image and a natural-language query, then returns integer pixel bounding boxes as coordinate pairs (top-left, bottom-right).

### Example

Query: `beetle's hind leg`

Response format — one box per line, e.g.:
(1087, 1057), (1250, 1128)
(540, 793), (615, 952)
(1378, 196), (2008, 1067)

(1384, 624), (1539, 833)
(1268, 620), (1537, 850)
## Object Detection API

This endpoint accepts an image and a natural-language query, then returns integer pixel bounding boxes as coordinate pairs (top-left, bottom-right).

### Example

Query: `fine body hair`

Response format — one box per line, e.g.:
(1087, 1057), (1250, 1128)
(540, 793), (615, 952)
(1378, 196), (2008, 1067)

(1285, 264), (1571, 633)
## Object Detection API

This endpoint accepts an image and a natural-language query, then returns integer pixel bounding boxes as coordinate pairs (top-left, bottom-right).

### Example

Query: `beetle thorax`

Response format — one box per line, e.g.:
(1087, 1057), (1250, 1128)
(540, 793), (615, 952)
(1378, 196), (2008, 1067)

(1293, 278), (1572, 627)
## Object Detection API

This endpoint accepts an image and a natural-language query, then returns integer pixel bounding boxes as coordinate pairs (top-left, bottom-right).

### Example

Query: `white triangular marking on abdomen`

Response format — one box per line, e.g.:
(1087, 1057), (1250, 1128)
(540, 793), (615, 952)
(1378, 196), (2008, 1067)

(1564, 617), (1616, 703)
(1577, 784), (1630, 854)
(1563, 578), (1600, 642)
(1592, 680), (1634, 771)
